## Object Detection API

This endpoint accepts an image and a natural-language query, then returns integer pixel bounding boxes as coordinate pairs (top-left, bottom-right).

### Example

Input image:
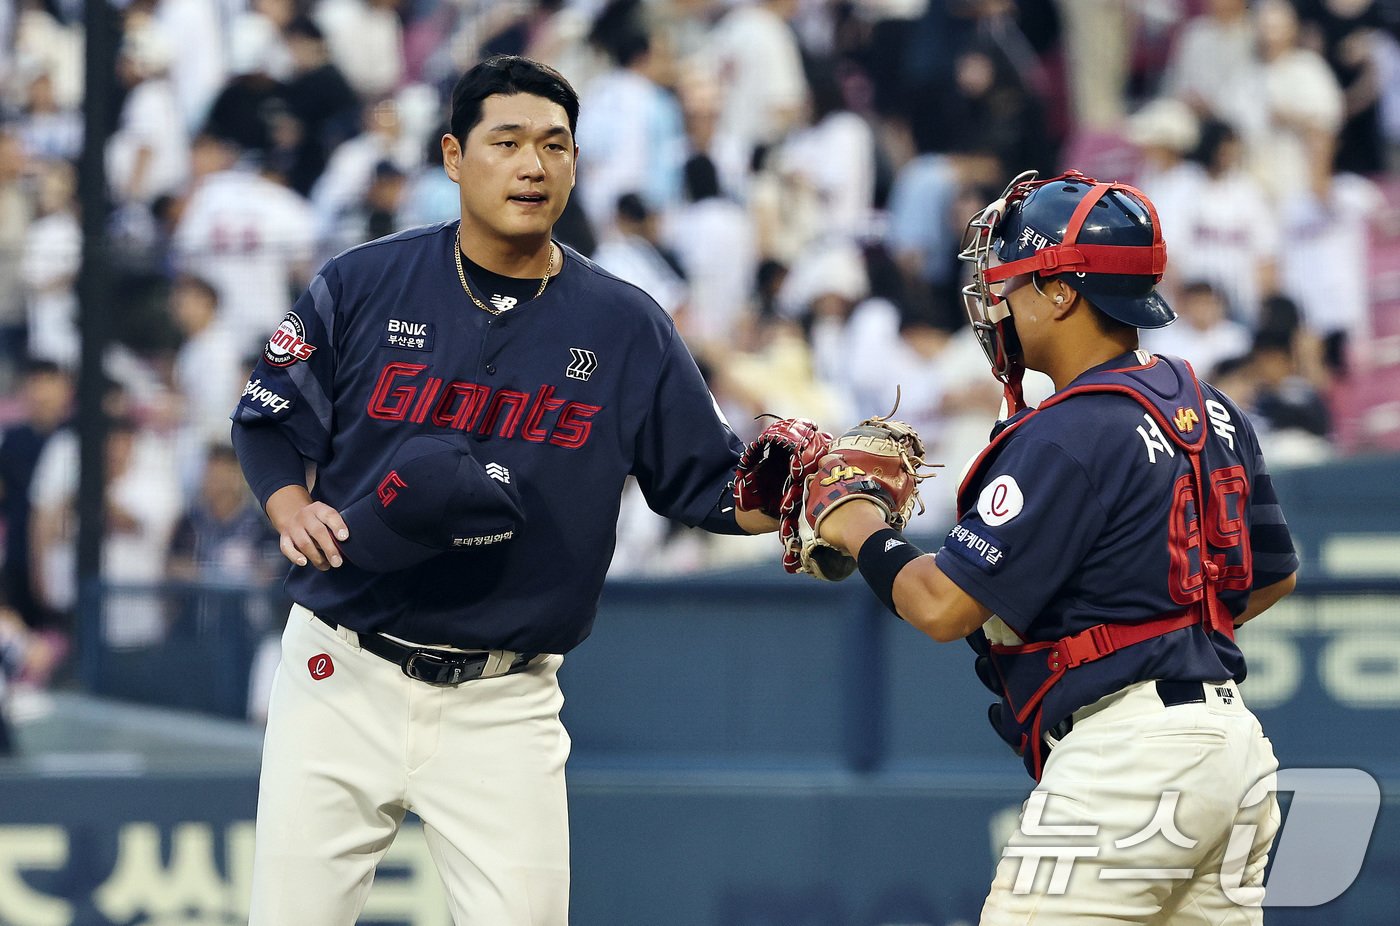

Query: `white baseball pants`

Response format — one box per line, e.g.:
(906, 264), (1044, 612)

(980, 679), (1281, 926)
(249, 605), (571, 925)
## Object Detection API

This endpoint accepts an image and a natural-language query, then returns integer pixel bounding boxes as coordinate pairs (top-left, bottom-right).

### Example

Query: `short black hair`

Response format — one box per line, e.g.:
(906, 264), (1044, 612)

(1259, 294), (1304, 340)
(1210, 353), (1251, 380)
(863, 242), (906, 305)
(806, 61), (845, 123)
(449, 55), (579, 143)
(285, 15), (324, 42)
(1193, 118), (1238, 170)
(372, 158), (406, 181)
(756, 259), (787, 294)
(603, 27), (651, 69)
(683, 154), (721, 202)
(1252, 328), (1294, 355)
(615, 191), (650, 224)
(589, 0), (650, 68)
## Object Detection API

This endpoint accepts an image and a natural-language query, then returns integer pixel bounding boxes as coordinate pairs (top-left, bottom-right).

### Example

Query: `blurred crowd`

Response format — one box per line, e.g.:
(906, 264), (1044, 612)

(1, 0), (1399, 711)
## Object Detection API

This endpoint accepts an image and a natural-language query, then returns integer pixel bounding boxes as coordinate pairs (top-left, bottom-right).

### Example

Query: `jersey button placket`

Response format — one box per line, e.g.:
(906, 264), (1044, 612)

(481, 317), (502, 377)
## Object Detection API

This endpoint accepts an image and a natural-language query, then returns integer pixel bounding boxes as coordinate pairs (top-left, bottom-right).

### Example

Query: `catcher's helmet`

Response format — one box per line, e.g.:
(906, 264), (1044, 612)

(959, 169), (1174, 389)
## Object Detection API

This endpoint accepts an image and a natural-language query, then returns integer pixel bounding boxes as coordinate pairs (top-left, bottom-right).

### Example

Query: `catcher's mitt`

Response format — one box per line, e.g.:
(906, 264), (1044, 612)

(782, 406), (937, 580)
(733, 416), (833, 520)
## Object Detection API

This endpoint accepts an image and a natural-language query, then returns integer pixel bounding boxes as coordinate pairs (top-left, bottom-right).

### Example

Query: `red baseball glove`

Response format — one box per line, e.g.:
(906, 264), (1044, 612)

(733, 416), (833, 519)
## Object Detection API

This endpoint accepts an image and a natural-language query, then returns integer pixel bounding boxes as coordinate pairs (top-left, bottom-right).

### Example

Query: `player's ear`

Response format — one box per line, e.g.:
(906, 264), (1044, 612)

(1050, 281), (1078, 319)
(570, 144), (579, 187)
(441, 133), (462, 182)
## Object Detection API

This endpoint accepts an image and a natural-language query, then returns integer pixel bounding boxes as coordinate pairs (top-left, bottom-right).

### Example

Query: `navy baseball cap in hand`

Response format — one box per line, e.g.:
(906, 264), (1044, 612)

(339, 434), (524, 572)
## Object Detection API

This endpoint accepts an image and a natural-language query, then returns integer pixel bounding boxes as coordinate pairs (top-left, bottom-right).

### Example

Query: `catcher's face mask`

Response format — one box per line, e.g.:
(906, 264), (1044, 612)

(958, 170), (1039, 402)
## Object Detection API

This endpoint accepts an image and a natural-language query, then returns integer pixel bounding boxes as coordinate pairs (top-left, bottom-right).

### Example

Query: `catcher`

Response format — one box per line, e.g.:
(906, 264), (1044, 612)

(786, 170), (1297, 924)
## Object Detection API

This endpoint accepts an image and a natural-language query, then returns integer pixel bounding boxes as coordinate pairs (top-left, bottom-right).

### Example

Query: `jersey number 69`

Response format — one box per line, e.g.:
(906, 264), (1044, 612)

(1167, 465), (1253, 605)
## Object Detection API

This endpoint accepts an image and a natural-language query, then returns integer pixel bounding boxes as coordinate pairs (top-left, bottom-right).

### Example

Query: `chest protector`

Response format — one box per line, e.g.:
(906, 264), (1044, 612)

(959, 355), (1237, 780)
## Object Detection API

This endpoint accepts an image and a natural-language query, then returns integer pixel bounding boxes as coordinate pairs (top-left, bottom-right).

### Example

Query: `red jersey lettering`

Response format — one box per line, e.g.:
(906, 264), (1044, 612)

(364, 364), (601, 448)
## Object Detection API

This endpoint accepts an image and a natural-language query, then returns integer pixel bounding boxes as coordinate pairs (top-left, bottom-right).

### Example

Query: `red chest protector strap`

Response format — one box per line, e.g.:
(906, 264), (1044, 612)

(994, 607), (1222, 729)
(1184, 445), (1236, 642)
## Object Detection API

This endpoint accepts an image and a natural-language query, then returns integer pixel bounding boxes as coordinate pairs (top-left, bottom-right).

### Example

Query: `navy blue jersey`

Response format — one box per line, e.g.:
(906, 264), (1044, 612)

(937, 352), (1298, 740)
(231, 221), (743, 653)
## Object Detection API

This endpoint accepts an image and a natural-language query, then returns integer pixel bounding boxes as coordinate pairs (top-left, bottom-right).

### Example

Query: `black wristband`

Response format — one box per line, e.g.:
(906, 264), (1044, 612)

(858, 528), (925, 618)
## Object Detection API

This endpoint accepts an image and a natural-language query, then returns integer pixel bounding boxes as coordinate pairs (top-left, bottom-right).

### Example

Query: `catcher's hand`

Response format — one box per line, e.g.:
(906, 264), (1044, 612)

(733, 416), (833, 519)
(782, 412), (936, 580)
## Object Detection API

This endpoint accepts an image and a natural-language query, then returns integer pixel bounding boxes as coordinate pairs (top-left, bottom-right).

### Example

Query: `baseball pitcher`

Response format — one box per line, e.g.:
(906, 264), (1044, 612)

(230, 55), (829, 925)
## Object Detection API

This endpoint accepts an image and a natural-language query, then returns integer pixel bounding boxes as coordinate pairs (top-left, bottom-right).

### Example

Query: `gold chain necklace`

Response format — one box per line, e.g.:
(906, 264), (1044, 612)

(455, 225), (555, 315)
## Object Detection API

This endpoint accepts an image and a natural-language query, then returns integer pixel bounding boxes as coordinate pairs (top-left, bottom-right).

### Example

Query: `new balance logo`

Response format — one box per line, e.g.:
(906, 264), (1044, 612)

(490, 294), (517, 312)
(566, 348), (597, 381)
(884, 538), (905, 552)
(485, 462), (511, 484)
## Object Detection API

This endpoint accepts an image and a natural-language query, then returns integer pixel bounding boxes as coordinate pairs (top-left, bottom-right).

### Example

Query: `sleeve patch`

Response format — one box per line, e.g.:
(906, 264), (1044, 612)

(977, 474), (1024, 526)
(240, 377), (293, 414)
(383, 319), (435, 351)
(943, 524), (1009, 573)
(263, 312), (317, 367)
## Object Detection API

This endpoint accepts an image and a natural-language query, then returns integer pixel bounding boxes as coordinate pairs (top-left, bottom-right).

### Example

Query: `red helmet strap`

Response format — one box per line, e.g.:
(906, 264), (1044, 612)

(1061, 182), (1113, 246)
(981, 178), (1166, 286)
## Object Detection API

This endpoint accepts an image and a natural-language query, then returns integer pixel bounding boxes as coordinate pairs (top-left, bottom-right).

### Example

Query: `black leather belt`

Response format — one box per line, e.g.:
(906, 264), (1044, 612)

(1047, 680), (1212, 744)
(316, 615), (538, 686)
(1156, 678), (1209, 707)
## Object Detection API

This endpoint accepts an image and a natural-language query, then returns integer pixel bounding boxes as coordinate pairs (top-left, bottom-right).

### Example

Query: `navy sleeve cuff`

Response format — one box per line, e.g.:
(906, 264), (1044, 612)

(231, 421), (307, 510)
(697, 483), (745, 535)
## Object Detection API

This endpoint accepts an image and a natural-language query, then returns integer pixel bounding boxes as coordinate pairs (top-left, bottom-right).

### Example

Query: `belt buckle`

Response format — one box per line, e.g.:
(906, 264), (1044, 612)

(402, 649), (482, 686)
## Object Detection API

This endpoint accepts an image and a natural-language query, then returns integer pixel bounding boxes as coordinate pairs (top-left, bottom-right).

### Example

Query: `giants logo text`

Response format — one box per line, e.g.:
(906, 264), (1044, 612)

(367, 362), (601, 448)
